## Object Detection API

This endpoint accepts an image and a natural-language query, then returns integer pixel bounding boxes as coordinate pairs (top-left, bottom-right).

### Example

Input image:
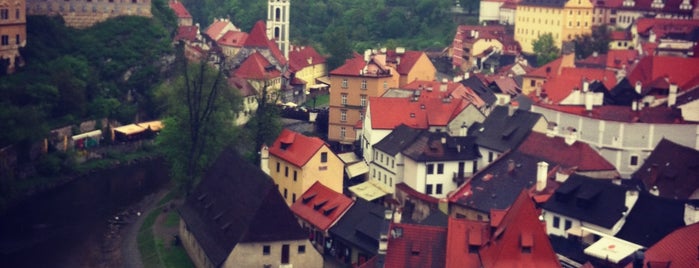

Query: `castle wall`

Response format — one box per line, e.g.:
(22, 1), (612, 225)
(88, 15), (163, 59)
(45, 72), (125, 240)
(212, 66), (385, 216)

(26, 0), (151, 28)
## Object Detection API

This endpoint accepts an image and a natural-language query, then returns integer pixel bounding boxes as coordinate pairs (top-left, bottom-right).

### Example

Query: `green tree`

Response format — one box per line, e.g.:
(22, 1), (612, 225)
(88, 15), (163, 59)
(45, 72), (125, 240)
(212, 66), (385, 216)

(573, 26), (611, 59)
(532, 33), (561, 66)
(155, 55), (242, 194)
(323, 26), (354, 70)
(242, 80), (282, 166)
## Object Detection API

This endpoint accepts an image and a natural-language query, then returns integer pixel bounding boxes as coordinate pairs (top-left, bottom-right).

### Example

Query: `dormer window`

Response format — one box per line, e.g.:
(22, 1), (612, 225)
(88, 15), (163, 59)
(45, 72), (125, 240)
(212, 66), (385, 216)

(651, 0), (664, 9)
(321, 152), (328, 163)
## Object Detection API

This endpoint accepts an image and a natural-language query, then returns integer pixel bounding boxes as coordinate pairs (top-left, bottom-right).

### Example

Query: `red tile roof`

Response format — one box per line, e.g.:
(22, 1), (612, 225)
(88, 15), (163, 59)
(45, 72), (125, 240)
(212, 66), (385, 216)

(168, 0), (191, 19)
(288, 45), (326, 72)
(479, 191), (561, 268)
(368, 96), (470, 130)
(244, 20), (287, 65)
(217, 30), (248, 48)
(385, 223), (448, 268)
(642, 222), (699, 268)
(606, 50), (639, 70)
(517, 132), (616, 172)
(232, 52), (281, 80)
(269, 129), (327, 167)
(402, 80), (487, 107)
(610, 30), (631, 41)
(445, 218), (489, 268)
(290, 181), (353, 231)
(329, 53), (366, 76)
(227, 76), (257, 97)
(540, 67), (617, 103)
(205, 19), (237, 41)
(636, 18), (699, 39)
(385, 50), (424, 75)
(627, 56), (699, 92)
(174, 25), (198, 42)
(526, 57), (564, 78)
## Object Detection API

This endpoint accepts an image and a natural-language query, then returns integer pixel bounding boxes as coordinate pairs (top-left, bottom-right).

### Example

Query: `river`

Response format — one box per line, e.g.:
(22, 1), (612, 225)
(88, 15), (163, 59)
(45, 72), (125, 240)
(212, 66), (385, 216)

(0, 158), (169, 267)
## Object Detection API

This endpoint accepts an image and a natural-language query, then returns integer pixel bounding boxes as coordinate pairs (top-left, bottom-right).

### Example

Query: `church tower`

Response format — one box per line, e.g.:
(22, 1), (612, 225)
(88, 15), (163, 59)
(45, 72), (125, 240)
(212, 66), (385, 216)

(266, 0), (290, 59)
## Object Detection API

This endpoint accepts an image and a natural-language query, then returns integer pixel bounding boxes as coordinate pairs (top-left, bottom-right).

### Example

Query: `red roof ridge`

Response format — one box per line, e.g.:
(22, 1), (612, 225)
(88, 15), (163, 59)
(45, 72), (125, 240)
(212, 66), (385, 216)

(269, 129), (328, 167)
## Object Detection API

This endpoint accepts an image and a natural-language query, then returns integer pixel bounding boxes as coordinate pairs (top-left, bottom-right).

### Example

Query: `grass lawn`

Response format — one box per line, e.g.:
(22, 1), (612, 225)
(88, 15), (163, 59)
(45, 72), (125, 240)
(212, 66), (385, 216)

(138, 192), (194, 268)
(302, 93), (329, 108)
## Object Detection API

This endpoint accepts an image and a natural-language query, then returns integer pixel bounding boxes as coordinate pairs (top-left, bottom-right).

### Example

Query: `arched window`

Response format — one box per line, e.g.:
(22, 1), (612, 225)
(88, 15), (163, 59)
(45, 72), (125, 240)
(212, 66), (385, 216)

(275, 7), (280, 21)
(274, 27), (280, 39)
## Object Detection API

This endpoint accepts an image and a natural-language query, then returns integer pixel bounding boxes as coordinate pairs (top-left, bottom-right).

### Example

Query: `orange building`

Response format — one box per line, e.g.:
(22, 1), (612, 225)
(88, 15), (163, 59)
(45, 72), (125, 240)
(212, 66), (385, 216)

(0, 0), (25, 73)
(327, 48), (435, 145)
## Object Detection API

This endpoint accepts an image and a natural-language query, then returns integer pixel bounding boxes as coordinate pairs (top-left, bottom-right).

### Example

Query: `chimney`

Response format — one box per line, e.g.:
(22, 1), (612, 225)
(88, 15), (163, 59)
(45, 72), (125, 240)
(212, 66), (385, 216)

(565, 127), (577, 145)
(635, 81), (642, 95)
(440, 78), (448, 92)
(582, 79), (589, 92)
(632, 101), (638, 111)
(649, 185), (660, 196)
(364, 49), (372, 62)
(625, 190), (639, 215)
(464, 72), (470, 79)
(508, 101), (519, 116)
(585, 91), (594, 111)
(668, 83), (678, 107)
(593, 51), (599, 57)
(441, 136), (447, 144)
(536, 161), (549, 192)
(507, 159), (516, 174)
(684, 203), (699, 225)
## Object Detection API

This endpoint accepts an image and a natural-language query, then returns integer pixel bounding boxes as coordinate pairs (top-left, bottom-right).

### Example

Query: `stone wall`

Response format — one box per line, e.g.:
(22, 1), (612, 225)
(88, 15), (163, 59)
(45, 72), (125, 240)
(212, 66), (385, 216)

(26, 0), (151, 28)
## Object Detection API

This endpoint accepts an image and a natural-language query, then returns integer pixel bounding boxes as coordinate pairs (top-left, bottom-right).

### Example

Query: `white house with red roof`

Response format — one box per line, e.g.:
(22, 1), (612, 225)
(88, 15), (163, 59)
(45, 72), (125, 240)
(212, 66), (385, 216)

(216, 30), (248, 58)
(265, 129), (344, 206)
(479, 0), (523, 24)
(361, 80), (487, 163)
(227, 76), (258, 125)
(232, 51), (283, 97)
(290, 181), (353, 255)
(450, 25), (521, 72)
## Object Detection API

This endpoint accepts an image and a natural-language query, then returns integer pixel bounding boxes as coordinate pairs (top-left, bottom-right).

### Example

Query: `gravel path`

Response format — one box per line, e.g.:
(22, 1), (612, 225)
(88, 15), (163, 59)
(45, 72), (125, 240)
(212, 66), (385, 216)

(120, 190), (169, 268)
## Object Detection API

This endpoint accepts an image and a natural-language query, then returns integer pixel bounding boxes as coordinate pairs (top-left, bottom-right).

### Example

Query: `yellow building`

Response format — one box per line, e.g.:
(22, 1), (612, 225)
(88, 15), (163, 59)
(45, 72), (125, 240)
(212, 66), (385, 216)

(266, 129), (344, 206)
(515, 0), (594, 54)
(0, 0), (25, 74)
(327, 48), (435, 145)
(288, 45), (328, 89)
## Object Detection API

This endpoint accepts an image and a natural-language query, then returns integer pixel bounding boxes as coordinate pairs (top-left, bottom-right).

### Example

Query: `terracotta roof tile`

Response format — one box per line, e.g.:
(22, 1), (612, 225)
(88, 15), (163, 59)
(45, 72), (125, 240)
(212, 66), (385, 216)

(244, 20), (287, 65)
(290, 181), (353, 231)
(288, 46), (326, 72)
(627, 56), (699, 92)
(445, 217), (488, 268)
(518, 132), (616, 172)
(386, 50), (423, 75)
(217, 30), (248, 47)
(642, 223), (699, 268)
(368, 97), (470, 130)
(533, 102), (688, 124)
(232, 52), (281, 80)
(205, 19), (237, 41)
(479, 191), (561, 268)
(269, 129), (327, 168)
(227, 76), (257, 97)
(384, 223), (448, 268)
(541, 68), (617, 104)
(174, 25), (198, 42)
(606, 50), (639, 70)
(168, 0), (192, 19)
(329, 53), (367, 76)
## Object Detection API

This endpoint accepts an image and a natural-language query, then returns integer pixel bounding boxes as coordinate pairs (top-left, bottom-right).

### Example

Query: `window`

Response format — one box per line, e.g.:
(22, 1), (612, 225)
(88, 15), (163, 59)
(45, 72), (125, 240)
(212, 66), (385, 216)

(0, 9), (8, 20)
(292, 193), (296, 203)
(436, 184), (443, 194)
(488, 152), (494, 162)
(284, 188), (288, 198)
(341, 93), (347, 105)
(630, 155), (639, 166)
(298, 245), (306, 254)
(437, 164), (444, 174)
(15, 9), (19, 19)
(293, 171), (297, 181)
(1, 35), (7, 46)
(553, 216), (560, 229)
(263, 245), (271, 255)
(361, 80), (367, 89)
(383, 81), (388, 89)
(321, 152), (328, 163)
(15, 35), (19, 45)
(469, 245), (479, 254)
(340, 110), (347, 122)
(565, 220), (572, 230)
(427, 164), (434, 174)
(360, 95), (367, 107)
(522, 246), (532, 254)
(276, 162), (280, 172)
(340, 127), (346, 139)
(285, 166), (289, 177)
(426, 184), (433, 195)
(530, 80), (535, 87)
(342, 79), (348, 88)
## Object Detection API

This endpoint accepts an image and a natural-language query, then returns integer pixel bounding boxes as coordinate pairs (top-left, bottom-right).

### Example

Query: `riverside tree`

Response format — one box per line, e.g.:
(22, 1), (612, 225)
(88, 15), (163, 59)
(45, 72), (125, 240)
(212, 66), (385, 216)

(155, 52), (242, 194)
